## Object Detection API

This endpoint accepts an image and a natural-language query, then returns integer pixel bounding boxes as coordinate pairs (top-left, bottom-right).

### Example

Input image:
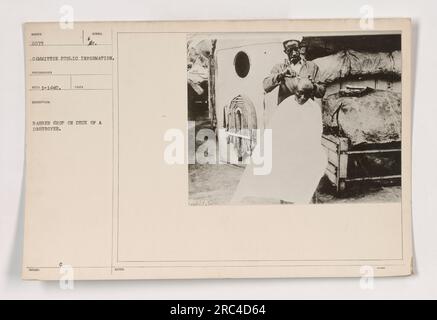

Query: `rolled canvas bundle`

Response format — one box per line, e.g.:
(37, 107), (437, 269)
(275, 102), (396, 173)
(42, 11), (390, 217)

(314, 50), (402, 83)
(322, 89), (402, 145)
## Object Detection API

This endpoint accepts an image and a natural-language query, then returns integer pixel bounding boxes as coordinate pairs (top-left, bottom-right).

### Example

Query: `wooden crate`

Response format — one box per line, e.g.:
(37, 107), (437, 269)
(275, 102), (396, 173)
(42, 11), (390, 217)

(321, 134), (401, 193)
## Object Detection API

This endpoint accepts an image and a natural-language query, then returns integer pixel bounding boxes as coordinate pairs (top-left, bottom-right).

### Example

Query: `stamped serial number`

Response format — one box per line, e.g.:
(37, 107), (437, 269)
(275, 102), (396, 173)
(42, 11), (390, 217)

(213, 304), (266, 316)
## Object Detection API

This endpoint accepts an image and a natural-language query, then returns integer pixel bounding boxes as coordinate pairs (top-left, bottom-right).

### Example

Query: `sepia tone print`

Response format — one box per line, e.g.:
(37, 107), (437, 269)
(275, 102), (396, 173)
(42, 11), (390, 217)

(188, 33), (402, 205)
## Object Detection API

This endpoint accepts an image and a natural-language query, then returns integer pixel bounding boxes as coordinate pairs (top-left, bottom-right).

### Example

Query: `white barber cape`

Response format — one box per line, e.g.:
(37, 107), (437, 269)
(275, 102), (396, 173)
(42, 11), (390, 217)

(232, 95), (327, 204)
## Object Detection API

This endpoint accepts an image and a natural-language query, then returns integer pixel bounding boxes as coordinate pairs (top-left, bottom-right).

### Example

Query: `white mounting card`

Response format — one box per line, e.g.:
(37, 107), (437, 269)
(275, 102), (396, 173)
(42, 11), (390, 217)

(22, 19), (412, 280)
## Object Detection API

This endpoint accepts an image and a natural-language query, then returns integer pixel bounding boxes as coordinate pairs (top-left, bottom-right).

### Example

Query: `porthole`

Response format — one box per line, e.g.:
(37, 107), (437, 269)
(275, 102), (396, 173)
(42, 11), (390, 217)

(234, 51), (250, 78)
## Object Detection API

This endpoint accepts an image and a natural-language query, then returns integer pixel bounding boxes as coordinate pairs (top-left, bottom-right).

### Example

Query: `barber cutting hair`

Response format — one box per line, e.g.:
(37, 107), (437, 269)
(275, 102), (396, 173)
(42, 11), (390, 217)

(232, 37), (328, 204)
(263, 36), (325, 105)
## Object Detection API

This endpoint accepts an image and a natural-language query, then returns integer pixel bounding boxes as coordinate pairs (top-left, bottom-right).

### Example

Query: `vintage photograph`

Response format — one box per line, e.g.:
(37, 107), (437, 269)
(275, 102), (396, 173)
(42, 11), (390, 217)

(187, 32), (402, 205)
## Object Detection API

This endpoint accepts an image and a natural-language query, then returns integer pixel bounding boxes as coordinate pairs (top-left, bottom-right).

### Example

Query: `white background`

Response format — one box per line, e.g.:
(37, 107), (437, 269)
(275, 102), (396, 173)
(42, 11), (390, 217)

(0, 0), (435, 299)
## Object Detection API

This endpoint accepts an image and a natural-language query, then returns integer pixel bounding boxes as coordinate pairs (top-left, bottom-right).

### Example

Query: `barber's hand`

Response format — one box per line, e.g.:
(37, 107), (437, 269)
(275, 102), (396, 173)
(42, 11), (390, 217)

(277, 69), (296, 82)
(305, 75), (320, 98)
(284, 68), (297, 78)
(307, 75), (317, 89)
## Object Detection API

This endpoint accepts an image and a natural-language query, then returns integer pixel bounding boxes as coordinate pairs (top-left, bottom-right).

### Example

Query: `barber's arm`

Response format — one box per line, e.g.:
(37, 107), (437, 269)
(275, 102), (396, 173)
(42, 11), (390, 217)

(263, 64), (289, 93)
(310, 64), (326, 98)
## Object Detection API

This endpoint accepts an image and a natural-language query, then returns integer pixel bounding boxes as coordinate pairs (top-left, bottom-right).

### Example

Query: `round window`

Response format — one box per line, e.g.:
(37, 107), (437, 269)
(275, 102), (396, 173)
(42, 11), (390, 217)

(234, 51), (250, 78)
